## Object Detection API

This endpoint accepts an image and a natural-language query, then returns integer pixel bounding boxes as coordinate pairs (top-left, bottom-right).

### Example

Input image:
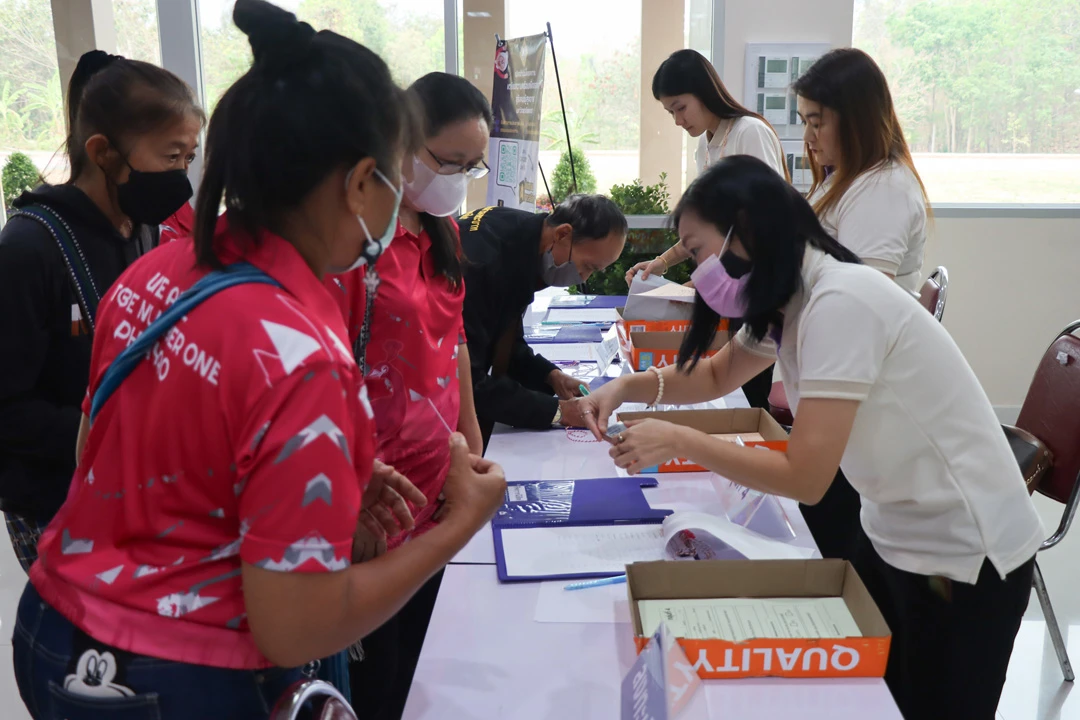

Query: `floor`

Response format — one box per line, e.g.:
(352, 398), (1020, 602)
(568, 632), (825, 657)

(0, 494), (1077, 718)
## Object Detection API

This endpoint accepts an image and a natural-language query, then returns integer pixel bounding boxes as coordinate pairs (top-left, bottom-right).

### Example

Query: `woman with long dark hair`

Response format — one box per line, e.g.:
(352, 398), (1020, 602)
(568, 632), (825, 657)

(580, 155), (1040, 720)
(626, 48), (788, 287)
(334, 70), (492, 718)
(794, 48), (929, 294)
(786, 48), (932, 561)
(11, 3), (505, 717)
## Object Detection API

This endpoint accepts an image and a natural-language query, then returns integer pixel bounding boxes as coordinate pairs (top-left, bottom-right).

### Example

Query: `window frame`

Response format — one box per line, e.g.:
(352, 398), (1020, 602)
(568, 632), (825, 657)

(147, 0), (1080, 216)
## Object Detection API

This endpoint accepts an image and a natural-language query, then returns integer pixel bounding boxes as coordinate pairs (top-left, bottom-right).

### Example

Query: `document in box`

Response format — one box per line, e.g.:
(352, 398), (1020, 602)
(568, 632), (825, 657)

(637, 597), (863, 641)
(623, 274), (695, 322)
(499, 524), (666, 578)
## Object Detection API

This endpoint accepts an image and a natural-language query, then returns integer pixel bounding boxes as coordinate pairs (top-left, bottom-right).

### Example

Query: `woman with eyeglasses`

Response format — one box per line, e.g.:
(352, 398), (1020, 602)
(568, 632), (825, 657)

(328, 71), (492, 720)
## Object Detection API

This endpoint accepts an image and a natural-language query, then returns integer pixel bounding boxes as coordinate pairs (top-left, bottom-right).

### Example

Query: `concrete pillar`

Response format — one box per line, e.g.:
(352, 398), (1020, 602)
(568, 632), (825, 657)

(639, 0), (685, 198)
(462, 0), (506, 213)
(50, 0), (118, 121)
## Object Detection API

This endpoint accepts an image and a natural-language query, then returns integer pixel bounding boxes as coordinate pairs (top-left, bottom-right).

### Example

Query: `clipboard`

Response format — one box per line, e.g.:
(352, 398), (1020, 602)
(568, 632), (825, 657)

(492, 477), (672, 582)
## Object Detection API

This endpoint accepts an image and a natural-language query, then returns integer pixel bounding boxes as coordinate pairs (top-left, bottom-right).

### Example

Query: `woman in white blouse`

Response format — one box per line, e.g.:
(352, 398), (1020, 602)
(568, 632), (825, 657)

(793, 47), (929, 294)
(582, 156), (1040, 720)
(787, 48), (931, 561)
(626, 49), (788, 286)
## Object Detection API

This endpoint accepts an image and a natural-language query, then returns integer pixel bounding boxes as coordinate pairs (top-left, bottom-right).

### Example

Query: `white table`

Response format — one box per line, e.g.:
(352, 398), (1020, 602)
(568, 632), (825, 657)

(404, 383), (903, 719)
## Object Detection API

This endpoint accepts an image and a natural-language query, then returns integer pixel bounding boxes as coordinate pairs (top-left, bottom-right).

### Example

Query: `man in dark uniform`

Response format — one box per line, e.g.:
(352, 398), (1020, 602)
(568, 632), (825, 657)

(458, 194), (627, 442)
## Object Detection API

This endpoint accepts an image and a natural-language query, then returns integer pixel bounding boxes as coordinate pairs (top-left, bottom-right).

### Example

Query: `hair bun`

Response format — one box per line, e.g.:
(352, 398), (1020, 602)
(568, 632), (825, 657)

(233, 0), (316, 71)
(73, 50), (121, 81)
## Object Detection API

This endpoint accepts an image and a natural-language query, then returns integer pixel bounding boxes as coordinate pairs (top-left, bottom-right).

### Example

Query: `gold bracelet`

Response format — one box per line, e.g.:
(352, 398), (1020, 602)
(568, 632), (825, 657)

(660, 255), (670, 273)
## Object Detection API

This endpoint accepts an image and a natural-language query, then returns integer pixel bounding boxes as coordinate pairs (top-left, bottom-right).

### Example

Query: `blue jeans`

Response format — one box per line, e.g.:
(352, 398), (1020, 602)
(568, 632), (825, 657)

(13, 582), (304, 719)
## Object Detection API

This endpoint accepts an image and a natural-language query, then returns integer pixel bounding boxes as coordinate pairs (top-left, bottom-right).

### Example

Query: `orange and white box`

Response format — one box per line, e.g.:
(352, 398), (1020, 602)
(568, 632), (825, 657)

(627, 559), (892, 680)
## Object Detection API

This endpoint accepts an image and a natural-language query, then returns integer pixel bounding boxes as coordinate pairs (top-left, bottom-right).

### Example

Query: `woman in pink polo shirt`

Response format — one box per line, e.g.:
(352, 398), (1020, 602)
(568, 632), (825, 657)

(12, 2), (505, 719)
(336, 71), (491, 718)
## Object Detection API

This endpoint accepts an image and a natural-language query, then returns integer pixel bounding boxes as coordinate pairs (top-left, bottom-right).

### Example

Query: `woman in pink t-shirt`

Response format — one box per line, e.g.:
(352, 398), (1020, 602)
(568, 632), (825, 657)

(338, 71), (491, 719)
(12, 3), (505, 719)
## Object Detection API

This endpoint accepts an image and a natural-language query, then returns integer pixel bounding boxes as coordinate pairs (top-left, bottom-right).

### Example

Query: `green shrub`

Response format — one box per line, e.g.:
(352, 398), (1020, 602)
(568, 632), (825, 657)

(2, 152), (39, 211)
(573, 173), (692, 296)
(550, 147), (597, 203)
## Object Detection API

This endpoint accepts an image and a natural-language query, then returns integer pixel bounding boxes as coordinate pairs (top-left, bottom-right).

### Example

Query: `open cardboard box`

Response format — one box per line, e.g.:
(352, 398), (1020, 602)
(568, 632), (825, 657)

(617, 408), (787, 473)
(627, 559), (892, 680)
(614, 308), (729, 359)
(623, 330), (729, 372)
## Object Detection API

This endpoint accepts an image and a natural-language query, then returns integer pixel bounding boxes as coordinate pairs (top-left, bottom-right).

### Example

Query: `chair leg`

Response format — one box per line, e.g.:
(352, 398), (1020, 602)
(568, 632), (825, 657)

(1034, 560), (1075, 682)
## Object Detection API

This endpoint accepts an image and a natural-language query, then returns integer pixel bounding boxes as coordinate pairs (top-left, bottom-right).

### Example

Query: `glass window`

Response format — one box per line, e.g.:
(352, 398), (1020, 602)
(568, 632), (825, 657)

(197, 0), (446, 111)
(0, 0), (67, 202)
(509, 0), (643, 200)
(854, 0), (1080, 204)
(113, 0), (161, 66)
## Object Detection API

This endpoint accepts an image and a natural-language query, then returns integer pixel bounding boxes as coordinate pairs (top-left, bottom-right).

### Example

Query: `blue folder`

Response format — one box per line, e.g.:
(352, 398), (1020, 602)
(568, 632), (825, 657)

(524, 325), (605, 344)
(492, 477), (672, 582)
(547, 295), (628, 309)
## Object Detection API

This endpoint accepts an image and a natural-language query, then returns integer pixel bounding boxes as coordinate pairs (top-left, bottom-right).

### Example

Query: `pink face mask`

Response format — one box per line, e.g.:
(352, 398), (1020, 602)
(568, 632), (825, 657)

(690, 227), (750, 318)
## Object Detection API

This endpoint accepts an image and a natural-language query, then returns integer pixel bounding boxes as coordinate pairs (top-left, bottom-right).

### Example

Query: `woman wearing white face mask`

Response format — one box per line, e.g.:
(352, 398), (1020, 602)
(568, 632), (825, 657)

(328, 71), (494, 720)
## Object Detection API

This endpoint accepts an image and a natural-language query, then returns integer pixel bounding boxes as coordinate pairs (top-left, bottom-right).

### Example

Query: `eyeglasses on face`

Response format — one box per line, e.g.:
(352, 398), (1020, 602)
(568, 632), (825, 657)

(425, 147), (490, 179)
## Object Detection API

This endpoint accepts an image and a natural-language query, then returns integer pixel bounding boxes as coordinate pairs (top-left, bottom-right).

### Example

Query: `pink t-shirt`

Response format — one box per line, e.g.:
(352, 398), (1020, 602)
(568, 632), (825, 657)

(31, 221), (374, 669)
(327, 223), (465, 548)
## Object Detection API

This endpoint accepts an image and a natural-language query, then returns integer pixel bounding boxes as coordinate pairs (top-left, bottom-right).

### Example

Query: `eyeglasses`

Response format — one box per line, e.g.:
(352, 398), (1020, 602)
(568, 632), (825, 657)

(425, 147), (490, 180)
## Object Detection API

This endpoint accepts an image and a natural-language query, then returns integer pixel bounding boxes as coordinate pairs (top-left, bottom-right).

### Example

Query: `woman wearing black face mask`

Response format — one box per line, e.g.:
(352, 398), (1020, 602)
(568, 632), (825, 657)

(0, 50), (203, 571)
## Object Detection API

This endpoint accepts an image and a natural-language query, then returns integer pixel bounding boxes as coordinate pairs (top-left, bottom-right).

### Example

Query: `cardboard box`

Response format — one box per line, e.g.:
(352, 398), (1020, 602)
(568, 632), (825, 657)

(627, 559), (892, 680)
(614, 308), (729, 354)
(623, 330), (729, 372)
(616, 408), (788, 473)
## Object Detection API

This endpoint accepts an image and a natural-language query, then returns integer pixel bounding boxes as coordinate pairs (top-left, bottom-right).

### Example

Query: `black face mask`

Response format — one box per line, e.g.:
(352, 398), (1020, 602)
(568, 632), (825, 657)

(116, 166), (193, 227)
(720, 250), (753, 279)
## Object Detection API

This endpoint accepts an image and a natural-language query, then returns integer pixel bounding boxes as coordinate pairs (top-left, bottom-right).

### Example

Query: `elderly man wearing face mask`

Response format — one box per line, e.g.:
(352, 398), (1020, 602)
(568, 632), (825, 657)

(458, 194), (627, 444)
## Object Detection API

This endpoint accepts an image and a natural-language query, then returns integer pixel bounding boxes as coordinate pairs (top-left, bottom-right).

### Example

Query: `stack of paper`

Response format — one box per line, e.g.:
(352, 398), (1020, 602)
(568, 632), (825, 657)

(637, 597), (863, 640)
(623, 274), (695, 323)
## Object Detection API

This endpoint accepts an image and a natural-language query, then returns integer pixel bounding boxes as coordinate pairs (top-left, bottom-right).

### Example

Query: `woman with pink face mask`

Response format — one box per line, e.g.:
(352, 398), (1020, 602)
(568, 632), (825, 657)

(325, 71), (492, 720)
(577, 156), (1040, 720)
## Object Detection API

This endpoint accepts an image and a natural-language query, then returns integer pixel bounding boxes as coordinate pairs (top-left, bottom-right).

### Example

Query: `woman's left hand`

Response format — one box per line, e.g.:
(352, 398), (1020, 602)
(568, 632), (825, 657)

(361, 460), (428, 537)
(608, 419), (688, 475)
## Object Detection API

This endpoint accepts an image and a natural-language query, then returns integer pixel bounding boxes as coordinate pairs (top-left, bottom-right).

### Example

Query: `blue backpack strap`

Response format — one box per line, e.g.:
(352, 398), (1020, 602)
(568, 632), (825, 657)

(89, 262), (281, 423)
(15, 204), (102, 334)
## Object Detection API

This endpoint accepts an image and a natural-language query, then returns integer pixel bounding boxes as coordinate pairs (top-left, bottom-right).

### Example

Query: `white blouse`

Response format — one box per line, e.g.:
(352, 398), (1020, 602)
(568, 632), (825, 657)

(809, 162), (928, 294)
(694, 115), (787, 178)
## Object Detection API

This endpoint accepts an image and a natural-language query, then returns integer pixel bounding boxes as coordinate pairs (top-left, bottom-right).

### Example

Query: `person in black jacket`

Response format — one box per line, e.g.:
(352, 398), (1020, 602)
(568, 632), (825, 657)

(458, 195), (626, 442)
(0, 51), (203, 571)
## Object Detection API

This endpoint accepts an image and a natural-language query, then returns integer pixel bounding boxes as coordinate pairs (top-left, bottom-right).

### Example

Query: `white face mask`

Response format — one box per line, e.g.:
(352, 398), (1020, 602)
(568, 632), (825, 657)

(330, 168), (402, 275)
(402, 154), (470, 217)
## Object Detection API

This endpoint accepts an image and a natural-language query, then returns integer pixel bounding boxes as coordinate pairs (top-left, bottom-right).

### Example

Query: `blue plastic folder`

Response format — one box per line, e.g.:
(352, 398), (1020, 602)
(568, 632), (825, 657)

(492, 477), (672, 582)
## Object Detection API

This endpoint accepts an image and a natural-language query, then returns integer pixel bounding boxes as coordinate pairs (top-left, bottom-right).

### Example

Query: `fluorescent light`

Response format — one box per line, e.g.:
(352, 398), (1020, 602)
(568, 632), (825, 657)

(466, 11), (492, 17)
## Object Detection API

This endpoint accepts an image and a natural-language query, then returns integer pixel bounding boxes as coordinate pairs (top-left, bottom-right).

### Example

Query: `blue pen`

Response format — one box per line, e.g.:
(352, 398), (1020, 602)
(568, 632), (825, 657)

(564, 574), (627, 591)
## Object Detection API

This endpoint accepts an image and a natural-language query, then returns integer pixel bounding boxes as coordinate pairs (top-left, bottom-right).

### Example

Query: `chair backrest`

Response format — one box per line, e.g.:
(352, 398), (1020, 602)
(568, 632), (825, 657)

(918, 266), (948, 321)
(270, 680), (357, 720)
(1015, 321), (1080, 504)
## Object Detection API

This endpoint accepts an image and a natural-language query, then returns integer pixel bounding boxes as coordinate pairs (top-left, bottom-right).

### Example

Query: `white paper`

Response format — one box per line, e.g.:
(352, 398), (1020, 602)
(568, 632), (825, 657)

(544, 307), (621, 324)
(534, 579), (631, 624)
(638, 597), (862, 641)
(526, 342), (601, 362)
(499, 524), (666, 578)
(637, 284), (696, 303)
(662, 512), (814, 561)
(623, 274), (696, 323)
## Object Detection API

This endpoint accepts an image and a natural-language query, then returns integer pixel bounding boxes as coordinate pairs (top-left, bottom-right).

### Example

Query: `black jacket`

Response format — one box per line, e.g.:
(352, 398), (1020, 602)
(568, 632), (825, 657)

(459, 207), (560, 432)
(0, 185), (155, 522)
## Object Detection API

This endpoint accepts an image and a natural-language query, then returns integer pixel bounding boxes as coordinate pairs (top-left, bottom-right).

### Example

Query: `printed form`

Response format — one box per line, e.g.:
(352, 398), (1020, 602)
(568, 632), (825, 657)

(500, 524), (666, 577)
(638, 597), (863, 641)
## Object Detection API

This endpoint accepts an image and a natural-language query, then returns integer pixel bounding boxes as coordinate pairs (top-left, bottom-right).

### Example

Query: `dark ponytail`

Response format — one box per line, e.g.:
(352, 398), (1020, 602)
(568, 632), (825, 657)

(65, 50), (203, 182)
(409, 72), (492, 288)
(675, 155), (860, 371)
(194, 0), (421, 268)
